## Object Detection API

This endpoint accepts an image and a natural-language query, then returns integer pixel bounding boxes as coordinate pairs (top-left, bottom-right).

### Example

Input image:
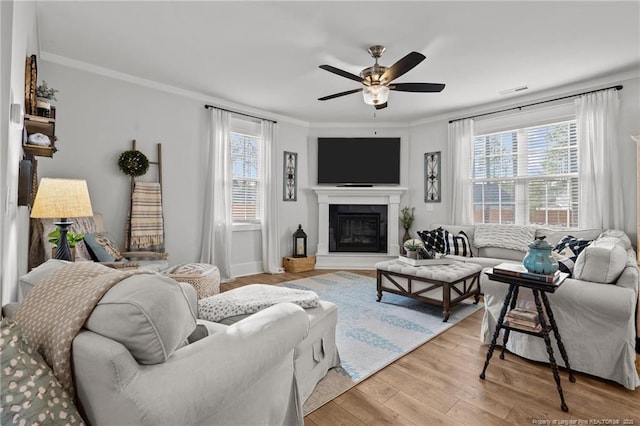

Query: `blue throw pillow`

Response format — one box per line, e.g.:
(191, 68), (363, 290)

(84, 232), (123, 262)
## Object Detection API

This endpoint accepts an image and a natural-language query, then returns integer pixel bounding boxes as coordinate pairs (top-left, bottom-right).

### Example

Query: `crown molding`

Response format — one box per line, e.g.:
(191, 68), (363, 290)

(40, 51), (310, 128)
(410, 66), (640, 127)
(309, 121), (410, 129)
(39, 52), (639, 131)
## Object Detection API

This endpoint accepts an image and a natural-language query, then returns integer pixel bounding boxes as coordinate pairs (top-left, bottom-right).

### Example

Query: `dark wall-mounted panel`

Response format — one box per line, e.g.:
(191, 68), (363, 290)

(18, 159), (34, 206)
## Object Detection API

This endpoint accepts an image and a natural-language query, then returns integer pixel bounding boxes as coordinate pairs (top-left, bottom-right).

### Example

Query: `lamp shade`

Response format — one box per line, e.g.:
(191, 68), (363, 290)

(31, 178), (94, 219)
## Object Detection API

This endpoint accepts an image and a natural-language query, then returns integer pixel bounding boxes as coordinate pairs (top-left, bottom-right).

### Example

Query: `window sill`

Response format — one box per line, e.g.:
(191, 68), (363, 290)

(233, 223), (261, 232)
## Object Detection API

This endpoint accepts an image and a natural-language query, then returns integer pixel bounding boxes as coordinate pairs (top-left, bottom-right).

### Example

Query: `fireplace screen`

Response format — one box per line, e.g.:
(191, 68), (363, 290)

(336, 214), (380, 252)
(329, 204), (388, 253)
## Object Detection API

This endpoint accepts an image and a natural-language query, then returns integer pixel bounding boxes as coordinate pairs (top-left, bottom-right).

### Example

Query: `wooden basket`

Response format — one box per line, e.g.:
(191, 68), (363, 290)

(283, 256), (316, 273)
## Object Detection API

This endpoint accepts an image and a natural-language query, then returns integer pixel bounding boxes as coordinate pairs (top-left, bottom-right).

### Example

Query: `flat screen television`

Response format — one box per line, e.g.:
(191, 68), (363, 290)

(317, 137), (401, 185)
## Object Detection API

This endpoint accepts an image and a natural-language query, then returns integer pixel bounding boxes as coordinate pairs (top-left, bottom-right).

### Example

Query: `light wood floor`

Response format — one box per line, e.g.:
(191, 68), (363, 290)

(226, 269), (640, 426)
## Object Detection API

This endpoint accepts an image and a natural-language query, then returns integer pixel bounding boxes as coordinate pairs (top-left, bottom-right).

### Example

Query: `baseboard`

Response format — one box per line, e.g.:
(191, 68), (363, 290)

(230, 261), (263, 278)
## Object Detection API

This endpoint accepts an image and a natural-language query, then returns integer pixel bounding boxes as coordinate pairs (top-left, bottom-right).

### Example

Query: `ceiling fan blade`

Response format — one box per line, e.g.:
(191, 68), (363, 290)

(381, 52), (426, 83)
(374, 102), (388, 110)
(390, 83), (446, 92)
(318, 88), (363, 101)
(319, 65), (363, 83)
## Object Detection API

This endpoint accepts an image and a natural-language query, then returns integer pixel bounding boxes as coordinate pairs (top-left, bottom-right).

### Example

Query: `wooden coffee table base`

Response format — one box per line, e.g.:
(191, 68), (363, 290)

(376, 265), (481, 322)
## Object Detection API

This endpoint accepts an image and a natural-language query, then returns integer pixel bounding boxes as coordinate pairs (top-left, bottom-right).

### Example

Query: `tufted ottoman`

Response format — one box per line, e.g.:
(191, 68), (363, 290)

(375, 259), (482, 321)
(166, 263), (220, 299)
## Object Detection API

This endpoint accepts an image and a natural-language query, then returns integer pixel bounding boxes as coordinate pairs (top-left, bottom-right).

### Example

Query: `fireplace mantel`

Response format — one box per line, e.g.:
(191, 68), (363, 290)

(312, 186), (408, 269)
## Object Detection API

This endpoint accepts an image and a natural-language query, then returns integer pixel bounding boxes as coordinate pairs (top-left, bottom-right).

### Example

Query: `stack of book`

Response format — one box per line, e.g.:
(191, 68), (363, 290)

(492, 262), (561, 284)
(506, 307), (542, 333)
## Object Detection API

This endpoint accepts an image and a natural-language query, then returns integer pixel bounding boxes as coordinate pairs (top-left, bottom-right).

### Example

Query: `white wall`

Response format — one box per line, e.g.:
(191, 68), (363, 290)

(36, 61), (312, 278)
(616, 76), (640, 242)
(278, 121), (312, 258)
(37, 62), (205, 267)
(1, 0), (38, 305)
(406, 120), (449, 232)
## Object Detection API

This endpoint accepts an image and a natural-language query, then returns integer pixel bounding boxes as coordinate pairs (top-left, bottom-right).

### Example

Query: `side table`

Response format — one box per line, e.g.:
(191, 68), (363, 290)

(479, 270), (575, 412)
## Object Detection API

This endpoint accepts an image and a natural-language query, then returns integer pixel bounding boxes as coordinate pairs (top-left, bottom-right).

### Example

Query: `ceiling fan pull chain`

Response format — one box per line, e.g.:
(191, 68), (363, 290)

(373, 111), (377, 134)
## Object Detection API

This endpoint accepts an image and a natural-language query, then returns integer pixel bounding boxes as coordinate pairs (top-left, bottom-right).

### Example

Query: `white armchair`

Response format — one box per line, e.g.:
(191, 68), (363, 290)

(7, 261), (310, 425)
(73, 302), (309, 425)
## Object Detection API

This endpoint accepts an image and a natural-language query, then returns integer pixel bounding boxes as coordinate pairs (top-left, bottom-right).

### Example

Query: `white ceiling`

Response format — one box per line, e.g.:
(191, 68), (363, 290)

(36, 1), (640, 124)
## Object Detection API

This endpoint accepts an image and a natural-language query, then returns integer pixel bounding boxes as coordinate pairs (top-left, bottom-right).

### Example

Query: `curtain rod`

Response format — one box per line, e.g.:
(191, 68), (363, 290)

(204, 104), (277, 124)
(449, 84), (623, 124)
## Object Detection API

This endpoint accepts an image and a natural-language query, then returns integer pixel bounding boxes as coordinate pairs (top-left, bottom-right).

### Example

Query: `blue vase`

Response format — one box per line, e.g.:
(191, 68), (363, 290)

(523, 237), (558, 275)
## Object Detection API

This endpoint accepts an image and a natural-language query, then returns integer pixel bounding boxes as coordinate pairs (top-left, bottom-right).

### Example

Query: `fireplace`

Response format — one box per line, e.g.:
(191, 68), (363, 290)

(329, 205), (387, 253)
(313, 186), (407, 268)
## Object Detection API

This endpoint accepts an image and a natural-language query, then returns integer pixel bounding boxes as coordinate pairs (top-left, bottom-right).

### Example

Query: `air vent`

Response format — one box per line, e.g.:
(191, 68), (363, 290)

(499, 86), (529, 95)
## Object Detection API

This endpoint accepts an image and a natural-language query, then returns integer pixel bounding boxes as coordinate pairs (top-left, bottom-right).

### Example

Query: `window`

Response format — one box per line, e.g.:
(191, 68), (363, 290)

(230, 117), (262, 224)
(472, 120), (578, 227)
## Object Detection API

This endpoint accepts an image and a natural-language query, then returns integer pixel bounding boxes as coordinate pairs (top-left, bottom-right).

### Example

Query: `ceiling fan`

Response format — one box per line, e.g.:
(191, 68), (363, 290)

(318, 45), (445, 110)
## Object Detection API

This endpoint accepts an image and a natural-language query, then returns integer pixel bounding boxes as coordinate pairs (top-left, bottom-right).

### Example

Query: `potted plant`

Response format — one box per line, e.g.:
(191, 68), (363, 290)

(399, 206), (415, 254)
(48, 229), (84, 261)
(35, 81), (58, 118)
(403, 238), (424, 259)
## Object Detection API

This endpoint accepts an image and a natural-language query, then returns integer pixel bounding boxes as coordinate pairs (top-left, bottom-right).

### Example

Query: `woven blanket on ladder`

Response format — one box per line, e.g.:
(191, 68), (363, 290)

(130, 181), (164, 250)
(198, 284), (319, 322)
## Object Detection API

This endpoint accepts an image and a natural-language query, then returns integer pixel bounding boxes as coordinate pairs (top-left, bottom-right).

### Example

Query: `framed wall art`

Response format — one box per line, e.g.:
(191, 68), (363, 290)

(283, 151), (297, 201)
(424, 151), (441, 203)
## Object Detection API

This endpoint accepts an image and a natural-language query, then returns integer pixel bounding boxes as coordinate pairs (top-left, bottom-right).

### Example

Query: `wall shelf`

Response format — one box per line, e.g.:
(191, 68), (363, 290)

(23, 107), (57, 157)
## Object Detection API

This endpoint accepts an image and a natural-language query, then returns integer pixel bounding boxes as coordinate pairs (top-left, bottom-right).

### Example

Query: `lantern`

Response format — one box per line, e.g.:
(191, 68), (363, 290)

(293, 224), (307, 258)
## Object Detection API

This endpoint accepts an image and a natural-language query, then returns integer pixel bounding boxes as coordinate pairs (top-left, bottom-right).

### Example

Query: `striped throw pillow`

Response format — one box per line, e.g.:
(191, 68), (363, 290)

(446, 231), (473, 257)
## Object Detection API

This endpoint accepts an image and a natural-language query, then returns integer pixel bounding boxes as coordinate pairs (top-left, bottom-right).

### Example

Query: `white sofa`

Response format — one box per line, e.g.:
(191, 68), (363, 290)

(5, 260), (312, 425)
(426, 224), (640, 390)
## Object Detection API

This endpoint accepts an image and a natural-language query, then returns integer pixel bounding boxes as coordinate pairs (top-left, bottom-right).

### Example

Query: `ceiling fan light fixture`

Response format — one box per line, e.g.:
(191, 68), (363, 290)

(362, 84), (389, 106)
(318, 45), (443, 109)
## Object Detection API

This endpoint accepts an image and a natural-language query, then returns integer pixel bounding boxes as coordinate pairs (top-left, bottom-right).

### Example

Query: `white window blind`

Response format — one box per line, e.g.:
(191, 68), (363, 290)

(230, 118), (262, 223)
(472, 120), (578, 227)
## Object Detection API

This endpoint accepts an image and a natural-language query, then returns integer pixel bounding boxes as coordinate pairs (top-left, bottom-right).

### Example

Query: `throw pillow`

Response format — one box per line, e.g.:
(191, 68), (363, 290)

(84, 232), (123, 262)
(445, 230), (473, 257)
(84, 273), (197, 364)
(573, 240), (627, 284)
(19, 259), (69, 299)
(552, 235), (592, 277)
(417, 227), (448, 254)
(0, 319), (84, 425)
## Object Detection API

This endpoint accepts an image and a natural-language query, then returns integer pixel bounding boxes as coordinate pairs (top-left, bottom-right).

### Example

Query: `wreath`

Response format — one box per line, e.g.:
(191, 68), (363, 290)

(118, 150), (149, 177)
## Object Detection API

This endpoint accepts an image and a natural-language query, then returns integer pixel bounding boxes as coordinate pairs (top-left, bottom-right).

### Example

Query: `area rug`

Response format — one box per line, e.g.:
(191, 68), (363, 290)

(283, 271), (483, 414)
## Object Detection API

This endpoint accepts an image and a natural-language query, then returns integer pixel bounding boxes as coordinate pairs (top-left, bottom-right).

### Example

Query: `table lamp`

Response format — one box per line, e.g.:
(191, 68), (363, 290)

(30, 178), (93, 261)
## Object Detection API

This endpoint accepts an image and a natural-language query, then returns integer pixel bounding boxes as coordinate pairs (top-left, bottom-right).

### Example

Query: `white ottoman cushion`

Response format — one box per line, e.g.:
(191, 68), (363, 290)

(198, 284), (319, 322)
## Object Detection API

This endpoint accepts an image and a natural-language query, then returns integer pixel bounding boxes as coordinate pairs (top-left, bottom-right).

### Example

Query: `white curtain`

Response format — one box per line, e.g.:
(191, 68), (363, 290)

(448, 118), (475, 225)
(200, 108), (234, 281)
(575, 89), (624, 230)
(260, 121), (283, 274)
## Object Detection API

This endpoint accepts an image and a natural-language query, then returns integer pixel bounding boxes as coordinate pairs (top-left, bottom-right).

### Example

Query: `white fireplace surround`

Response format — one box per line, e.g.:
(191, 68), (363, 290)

(313, 186), (408, 269)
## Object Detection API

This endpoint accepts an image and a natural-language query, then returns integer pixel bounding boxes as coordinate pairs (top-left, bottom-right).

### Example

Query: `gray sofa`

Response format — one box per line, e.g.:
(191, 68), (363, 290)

(428, 224), (640, 390)
(5, 260), (314, 425)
